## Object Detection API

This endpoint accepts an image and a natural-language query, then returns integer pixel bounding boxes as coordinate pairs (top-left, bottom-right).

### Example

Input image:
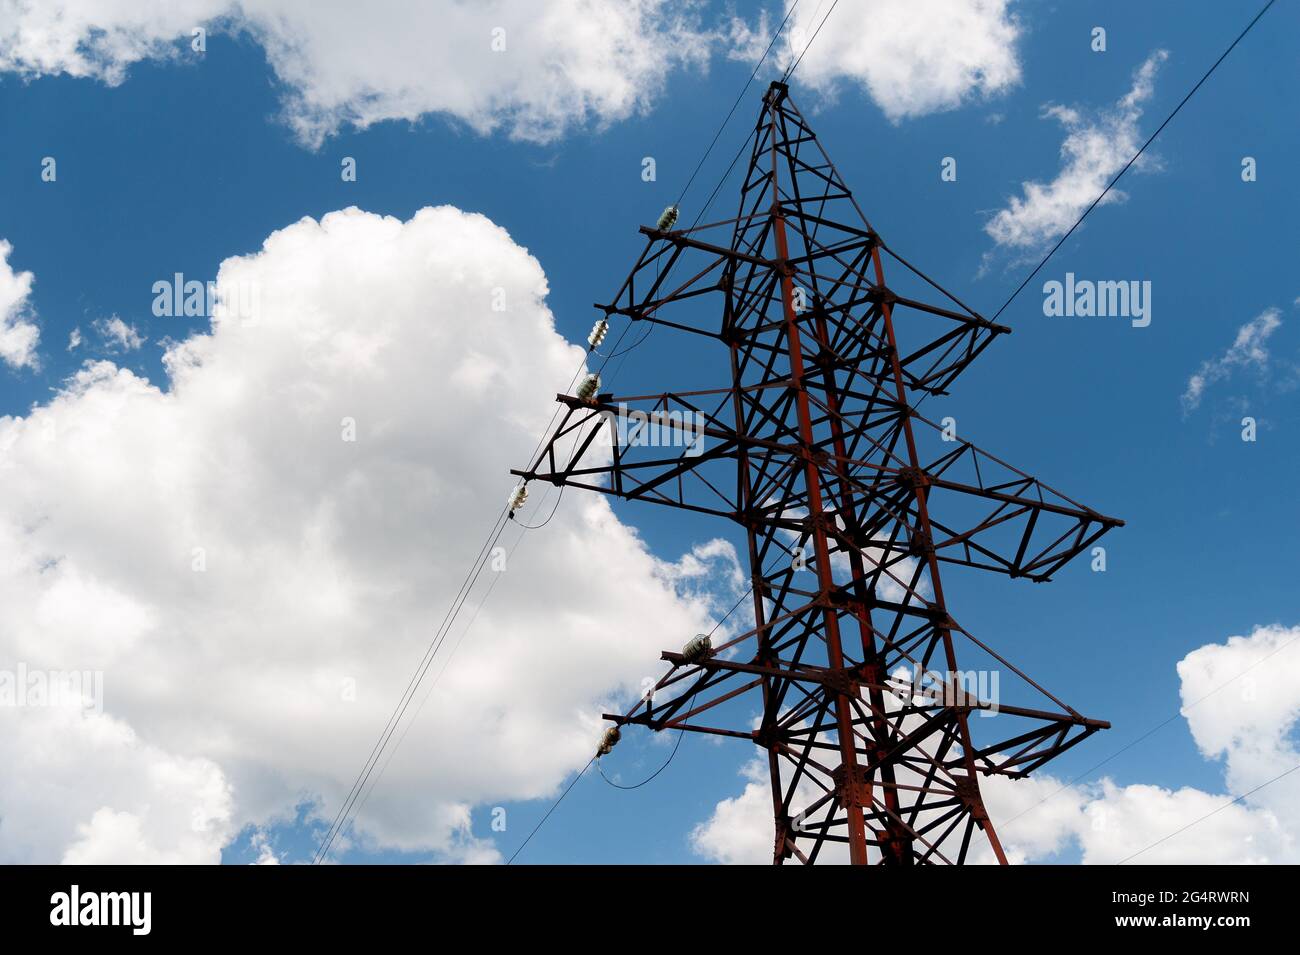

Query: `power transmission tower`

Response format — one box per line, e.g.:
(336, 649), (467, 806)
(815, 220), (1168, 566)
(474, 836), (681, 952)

(513, 82), (1122, 865)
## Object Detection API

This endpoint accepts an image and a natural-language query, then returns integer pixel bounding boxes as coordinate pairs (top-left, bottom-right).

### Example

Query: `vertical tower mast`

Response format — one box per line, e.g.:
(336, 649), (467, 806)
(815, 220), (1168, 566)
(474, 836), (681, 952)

(514, 83), (1121, 864)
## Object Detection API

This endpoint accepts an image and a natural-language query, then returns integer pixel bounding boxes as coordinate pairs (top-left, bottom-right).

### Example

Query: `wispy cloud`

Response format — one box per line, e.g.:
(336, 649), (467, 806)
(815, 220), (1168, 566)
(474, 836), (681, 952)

(1182, 307), (1283, 413)
(984, 51), (1167, 258)
(92, 315), (145, 353)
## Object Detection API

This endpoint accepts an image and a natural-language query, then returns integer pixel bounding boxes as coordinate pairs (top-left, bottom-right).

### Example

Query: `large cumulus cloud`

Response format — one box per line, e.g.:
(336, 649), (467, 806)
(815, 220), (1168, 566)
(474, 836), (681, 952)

(0, 205), (739, 862)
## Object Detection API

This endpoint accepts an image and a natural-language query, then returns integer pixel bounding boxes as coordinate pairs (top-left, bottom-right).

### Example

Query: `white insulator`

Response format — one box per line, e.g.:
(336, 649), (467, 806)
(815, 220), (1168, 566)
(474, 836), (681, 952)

(682, 633), (712, 663)
(597, 725), (621, 757)
(576, 373), (601, 401)
(656, 204), (679, 231)
(507, 484), (528, 512)
(587, 318), (609, 349)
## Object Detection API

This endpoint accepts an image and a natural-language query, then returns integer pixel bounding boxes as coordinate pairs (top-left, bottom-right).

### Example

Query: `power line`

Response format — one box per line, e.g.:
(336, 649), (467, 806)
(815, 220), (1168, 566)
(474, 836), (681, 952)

(515, 568), (764, 852)
(988, 0), (1278, 323)
(312, 338), (603, 863)
(315, 355), (593, 863)
(782, 0), (839, 82)
(597, 722), (690, 791)
(581, 0), (840, 376)
(1001, 628), (1300, 835)
(314, 6), (807, 864)
(325, 499), (544, 858)
(593, 579), (759, 791)
(1117, 761), (1300, 865)
(603, 0), (839, 375)
(600, 122), (756, 379)
(312, 503), (512, 863)
(674, 0), (801, 207)
(687, 127), (757, 233)
(505, 757), (595, 865)
(684, 0), (843, 232)
(605, 2), (801, 370)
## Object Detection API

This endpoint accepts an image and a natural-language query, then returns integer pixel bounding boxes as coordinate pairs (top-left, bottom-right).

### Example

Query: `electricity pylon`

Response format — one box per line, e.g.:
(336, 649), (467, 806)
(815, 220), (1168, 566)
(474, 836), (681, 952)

(513, 82), (1122, 865)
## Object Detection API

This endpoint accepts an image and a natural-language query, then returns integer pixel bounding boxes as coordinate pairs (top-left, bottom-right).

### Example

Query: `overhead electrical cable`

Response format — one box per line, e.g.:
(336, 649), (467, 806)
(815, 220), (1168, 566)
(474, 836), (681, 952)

(987, 0), (1277, 324)
(510, 571), (763, 860)
(313, 6), (806, 864)
(1117, 761), (1300, 865)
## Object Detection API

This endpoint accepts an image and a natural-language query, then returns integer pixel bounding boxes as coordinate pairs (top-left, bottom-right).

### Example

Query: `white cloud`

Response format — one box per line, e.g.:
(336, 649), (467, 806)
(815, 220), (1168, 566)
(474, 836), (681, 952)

(0, 0), (220, 83)
(92, 315), (146, 352)
(978, 773), (1287, 866)
(1176, 623), (1300, 825)
(0, 239), (40, 369)
(0, 0), (711, 147)
(984, 51), (1167, 253)
(1181, 307), (1283, 412)
(0, 702), (233, 865)
(248, 829), (281, 865)
(0, 205), (737, 862)
(1, 1), (1034, 149)
(689, 759), (774, 864)
(693, 623), (1300, 864)
(769, 0), (1023, 121)
(723, 10), (773, 67)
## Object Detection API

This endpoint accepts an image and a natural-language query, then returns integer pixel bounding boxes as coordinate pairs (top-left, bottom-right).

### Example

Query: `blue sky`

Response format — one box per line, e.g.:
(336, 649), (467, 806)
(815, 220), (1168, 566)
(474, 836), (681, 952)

(0, 0), (1296, 865)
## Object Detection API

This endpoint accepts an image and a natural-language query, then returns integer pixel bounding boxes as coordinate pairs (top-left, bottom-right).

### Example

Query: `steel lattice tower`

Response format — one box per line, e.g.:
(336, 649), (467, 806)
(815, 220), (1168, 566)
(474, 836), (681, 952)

(514, 82), (1122, 865)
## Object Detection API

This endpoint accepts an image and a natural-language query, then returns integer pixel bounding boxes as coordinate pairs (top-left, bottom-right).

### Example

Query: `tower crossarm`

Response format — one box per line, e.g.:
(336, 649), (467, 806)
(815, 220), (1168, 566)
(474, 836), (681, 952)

(513, 390), (1123, 584)
(596, 228), (1011, 397)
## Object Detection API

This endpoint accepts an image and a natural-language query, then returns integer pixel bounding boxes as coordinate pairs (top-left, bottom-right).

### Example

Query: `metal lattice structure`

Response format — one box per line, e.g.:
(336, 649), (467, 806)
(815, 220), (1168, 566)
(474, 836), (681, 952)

(513, 82), (1122, 865)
